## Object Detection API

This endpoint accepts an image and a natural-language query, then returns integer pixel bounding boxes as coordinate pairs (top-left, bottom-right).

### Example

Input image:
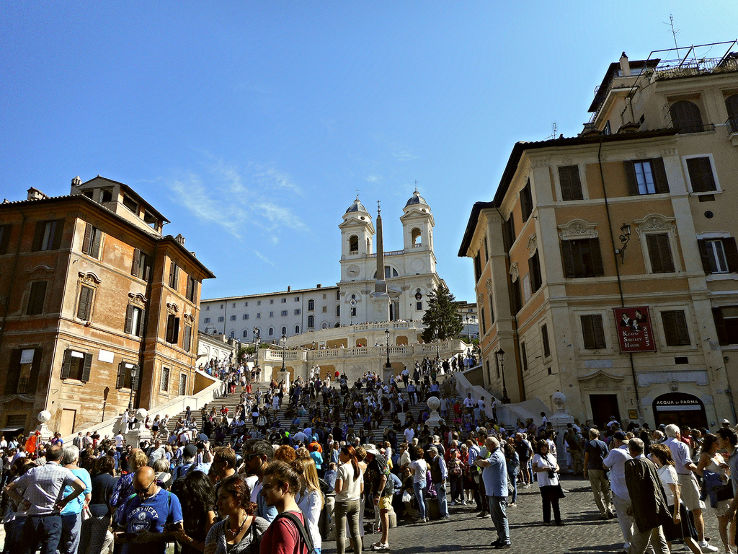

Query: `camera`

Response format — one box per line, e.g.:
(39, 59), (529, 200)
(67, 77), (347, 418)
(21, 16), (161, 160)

(547, 470), (555, 479)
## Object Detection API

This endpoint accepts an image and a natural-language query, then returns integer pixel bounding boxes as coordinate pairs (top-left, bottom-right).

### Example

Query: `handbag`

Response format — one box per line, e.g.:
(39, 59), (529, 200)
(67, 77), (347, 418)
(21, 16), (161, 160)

(401, 490), (412, 503)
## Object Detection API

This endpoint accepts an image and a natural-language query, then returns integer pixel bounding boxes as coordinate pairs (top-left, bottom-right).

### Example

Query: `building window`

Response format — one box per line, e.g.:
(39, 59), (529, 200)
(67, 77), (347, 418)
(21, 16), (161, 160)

(165, 314), (180, 345)
(244, 314), (249, 320)
(528, 251), (542, 292)
(59, 349), (92, 382)
(27, 281), (47, 315)
(281, 310), (288, 317)
(646, 233), (675, 273)
(308, 315), (315, 328)
(541, 324), (550, 358)
(295, 297), (300, 302)
(268, 327), (274, 336)
(473, 252), (482, 283)
(521, 342), (528, 371)
(558, 165), (583, 201)
(76, 285), (94, 320)
(416, 301), (422, 310)
(179, 373), (188, 396)
(204, 317), (211, 323)
(294, 309), (300, 315)
(322, 306), (327, 313)
(714, 306), (738, 345)
(561, 238), (604, 278)
(510, 278), (522, 315)
(581, 314), (606, 350)
(230, 315), (236, 321)
(661, 310), (690, 346)
(625, 159), (669, 195)
(245, 301), (249, 306)
(670, 100), (704, 133)
(81, 223), (102, 258)
(685, 156), (718, 192)
(0, 224), (11, 254)
(131, 248), (152, 281)
(295, 325), (300, 333)
(502, 216), (516, 251)
(351, 307), (357, 317)
(374, 266), (399, 279)
(522, 274), (531, 303)
(269, 299), (274, 304)
(488, 294), (495, 324)
(699, 238), (738, 274)
(206, 306), (210, 311)
(484, 237), (489, 262)
(122, 194), (138, 213)
(183, 325), (192, 352)
(281, 326), (286, 335)
(161, 367), (170, 392)
(5, 348), (41, 394)
(242, 329), (248, 338)
(336, 305), (340, 317)
(257, 300), (261, 306)
(480, 306), (486, 335)
(256, 313), (261, 319)
(32, 219), (63, 251)
(269, 312), (274, 318)
(308, 299), (314, 311)
(125, 305), (145, 337)
(217, 316), (224, 322)
(166, 261), (177, 289)
(520, 179), (533, 221)
(726, 94), (738, 131)
(281, 298), (286, 303)
(349, 235), (359, 253)
(116, 361), (138, 389)
(186, 276), (197, 302)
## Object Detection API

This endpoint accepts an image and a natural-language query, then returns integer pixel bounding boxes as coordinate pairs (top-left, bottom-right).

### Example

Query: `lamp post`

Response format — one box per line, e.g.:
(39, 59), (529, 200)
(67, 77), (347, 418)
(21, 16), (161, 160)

(496, 348), (510, 404)
(384, 328), (391, 371)
(280, 334), (287, 372)
(127, 365), (138, 412)
(434, 327), (440, 361)
(253, 327), (261, 370)
(615, 223), (632, 264)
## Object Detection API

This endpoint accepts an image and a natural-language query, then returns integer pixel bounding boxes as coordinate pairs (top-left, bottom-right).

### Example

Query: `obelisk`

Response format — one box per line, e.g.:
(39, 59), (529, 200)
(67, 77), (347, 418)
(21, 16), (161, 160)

(368, 202), (391, 322)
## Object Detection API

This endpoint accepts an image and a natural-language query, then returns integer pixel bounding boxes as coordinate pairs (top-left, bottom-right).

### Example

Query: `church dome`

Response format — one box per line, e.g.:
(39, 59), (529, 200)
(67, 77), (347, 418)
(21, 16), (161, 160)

(345, 196), (369, 214)
(404, 189), (428, 208)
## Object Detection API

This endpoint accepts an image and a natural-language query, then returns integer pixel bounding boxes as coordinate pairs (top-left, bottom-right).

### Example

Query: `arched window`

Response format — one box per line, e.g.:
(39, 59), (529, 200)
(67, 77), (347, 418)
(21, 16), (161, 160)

(281, 326), (286, 336)
(373, 266), (399, 279)
(268, 327), (274, 336)
(726, 94), (738, 131)
(349, 235), (359, 253)
(411, 227), (422, 246)
(670, 100), (703, 133)
(308, 299), (314, 311)
(230, 331), (234, 338)
(307, 315), (315, 328)
(295, 325), (300, 333)
(242, 329), (248, 338)
(322, 322), (329, 329)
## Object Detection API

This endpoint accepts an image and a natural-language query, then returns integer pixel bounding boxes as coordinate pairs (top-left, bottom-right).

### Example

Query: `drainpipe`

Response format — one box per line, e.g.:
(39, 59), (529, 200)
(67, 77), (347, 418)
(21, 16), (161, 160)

(0, 210), (26, 356)
(598, 140), (641, 420)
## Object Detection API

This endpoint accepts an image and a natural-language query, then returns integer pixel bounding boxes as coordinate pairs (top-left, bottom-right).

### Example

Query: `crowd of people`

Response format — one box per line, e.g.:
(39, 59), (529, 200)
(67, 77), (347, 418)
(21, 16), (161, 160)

(2, 354), (737, 554)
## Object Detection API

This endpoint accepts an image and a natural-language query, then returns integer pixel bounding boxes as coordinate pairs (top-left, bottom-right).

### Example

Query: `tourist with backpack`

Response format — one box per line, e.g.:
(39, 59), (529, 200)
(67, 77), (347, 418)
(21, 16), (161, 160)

(583, 428), (615, 520)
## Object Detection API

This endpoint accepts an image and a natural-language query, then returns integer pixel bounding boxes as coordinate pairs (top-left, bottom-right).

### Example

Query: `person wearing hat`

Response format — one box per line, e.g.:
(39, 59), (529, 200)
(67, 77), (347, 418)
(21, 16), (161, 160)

(363, 444), (393, 552)
(173, 444), (198, 480)
(603, 431), (633, 552)
(722, 419), (731, 429)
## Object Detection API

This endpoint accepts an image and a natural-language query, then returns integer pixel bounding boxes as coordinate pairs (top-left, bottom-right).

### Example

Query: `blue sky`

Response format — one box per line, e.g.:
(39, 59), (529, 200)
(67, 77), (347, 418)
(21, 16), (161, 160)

(2, 2), (736, 302)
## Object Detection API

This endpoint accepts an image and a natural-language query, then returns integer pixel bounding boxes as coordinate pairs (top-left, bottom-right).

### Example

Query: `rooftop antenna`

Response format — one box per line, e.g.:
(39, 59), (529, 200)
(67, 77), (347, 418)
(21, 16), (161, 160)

(665, 13), (680, 56)
(413, 179), (419, 193)
(547, 122), (558, 140)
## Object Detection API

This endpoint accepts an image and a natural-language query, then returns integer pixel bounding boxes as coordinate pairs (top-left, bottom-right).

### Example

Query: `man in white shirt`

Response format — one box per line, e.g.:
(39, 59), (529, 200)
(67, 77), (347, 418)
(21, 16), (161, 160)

(403, 426), (415, 444)
(603, 431), (633, 551)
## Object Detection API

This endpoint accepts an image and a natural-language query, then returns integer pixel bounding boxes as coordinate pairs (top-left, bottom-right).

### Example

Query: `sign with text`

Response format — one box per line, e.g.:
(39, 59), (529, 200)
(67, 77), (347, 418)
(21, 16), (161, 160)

(613, 306), (656, 352)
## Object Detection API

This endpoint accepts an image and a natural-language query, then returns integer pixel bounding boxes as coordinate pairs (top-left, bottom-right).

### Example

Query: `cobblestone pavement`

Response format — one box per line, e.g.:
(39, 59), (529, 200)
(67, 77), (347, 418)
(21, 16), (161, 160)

(321, 476), (723, 554)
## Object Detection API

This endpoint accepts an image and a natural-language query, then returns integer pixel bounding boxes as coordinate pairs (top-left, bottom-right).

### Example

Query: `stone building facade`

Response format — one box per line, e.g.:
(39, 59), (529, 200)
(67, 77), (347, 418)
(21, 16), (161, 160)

(459, 45), (738, 429)
(0, 176), (214, 435)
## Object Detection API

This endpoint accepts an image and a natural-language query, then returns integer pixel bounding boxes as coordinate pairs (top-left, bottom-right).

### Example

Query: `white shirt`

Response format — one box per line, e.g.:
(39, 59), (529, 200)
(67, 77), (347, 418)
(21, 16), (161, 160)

(404, 427), (415, 443)
(657, 464), (678, 506)
(115, 434), (124, 448)
(463, 397), (475, 408)
(532, 453), (559, 487)
(410, 459), (428, 484)
(603, 444), (632, 499)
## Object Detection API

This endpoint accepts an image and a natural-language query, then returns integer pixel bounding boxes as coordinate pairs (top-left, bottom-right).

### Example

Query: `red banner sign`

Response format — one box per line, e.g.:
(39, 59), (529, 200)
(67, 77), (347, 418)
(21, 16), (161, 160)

(612, 306), (656, 352)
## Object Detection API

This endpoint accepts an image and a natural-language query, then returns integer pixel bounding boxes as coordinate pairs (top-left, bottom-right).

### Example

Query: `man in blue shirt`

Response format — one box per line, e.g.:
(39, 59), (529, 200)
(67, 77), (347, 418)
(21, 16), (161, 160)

(476, 436), (510, 549)
(113, 466), (183, 554)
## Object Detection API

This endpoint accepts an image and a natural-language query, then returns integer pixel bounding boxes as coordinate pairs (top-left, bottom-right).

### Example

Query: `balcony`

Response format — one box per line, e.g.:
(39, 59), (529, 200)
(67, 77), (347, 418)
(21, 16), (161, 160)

(672, 122), (716, 134)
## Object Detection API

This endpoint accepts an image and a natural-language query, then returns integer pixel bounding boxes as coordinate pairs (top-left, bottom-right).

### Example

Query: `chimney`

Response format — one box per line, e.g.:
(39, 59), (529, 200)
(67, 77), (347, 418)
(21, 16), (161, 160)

(26, 187), (48, 201)
(287, 286), (291, 292)
(317, 284), (322, 288)
(619, 52), (631, 76)
(175, 233), (185, 246)
(71, 176), (82, 188)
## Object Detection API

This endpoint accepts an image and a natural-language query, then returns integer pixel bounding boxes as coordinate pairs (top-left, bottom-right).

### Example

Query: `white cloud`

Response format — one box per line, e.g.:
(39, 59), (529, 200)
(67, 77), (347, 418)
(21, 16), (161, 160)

(365, 174), (381, 183)
(253, 201), (307, 231)
(253, 249), (276, 266)
(253, 166), (302, 195)
(392, 148), (419, 162)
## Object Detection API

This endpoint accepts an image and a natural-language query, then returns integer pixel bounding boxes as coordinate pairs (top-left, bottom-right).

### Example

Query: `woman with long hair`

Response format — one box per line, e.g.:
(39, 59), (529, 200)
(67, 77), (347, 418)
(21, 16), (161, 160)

(503, 441), (520, 507)
(259, 461), (313, 554)
(408, 446), (428, 523)
(695, 434), (733, 553)
(293, 455), (324, 554)
(171, 470), (217, 553)
(650, 444), (701, 554)
(333, 445), (363, 554)
(204, 474), (268, 554)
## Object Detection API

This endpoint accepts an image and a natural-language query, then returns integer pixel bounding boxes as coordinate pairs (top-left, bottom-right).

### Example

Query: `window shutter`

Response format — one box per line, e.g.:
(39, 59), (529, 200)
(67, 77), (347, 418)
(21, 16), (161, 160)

(624, 162), (638, 196)
(561, 241), (575, 278)
(60, 349), (72, 380)
(116, 362), (125, 389)
(51, 219), (64, 249)
(687, 158), (716, 192)
(581, 316), (595, 349)
(724, 238), (738, 273)
(124, 305), (133, 334)
(28, 347), (42, 392)
(559, 166), (583, 201)
(27, 281), (47, 315)
(32, 221), (45, 251)
(651, 158), (669, 194)
(166, 314), (173, 343)
(82, 223), (92, 254)
(541, 324), (550, 357)
(5, 349), (22, 394)
(697, 240), (713, 273)
(713, 308), (728, 345)
(131, 248), (141, 277)
(140, 308), (147, 337)
(647, 234), (675, 273)
(81, 353), (92, 382)
(675, 312), (690, 345)
(142, 255), (151, 281)
(0, 225), (10, 254)
(590, 238), (604, 276)
(90, 228), (102, 258)
(183, 325), (191, 352)
(186, 275), (193, 299)
(77, 286), (92, 320)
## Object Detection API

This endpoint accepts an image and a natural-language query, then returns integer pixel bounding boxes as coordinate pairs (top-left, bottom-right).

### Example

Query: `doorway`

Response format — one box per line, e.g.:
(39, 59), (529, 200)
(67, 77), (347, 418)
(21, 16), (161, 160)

(59, 408), (77, 436)
(653, 392), (708, 429)
(589, 394), (621, 429)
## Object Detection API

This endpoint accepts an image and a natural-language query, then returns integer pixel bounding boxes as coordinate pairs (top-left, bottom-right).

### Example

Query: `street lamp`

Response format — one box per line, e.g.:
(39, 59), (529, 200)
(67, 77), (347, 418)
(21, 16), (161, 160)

(384, 328), (391, 371)
(280, 333), (287, 372)
(434, 327), (440, 361)
(496, 348), (510, 404)
(253, 327), (261, 369)
(127, 365), (138, 412)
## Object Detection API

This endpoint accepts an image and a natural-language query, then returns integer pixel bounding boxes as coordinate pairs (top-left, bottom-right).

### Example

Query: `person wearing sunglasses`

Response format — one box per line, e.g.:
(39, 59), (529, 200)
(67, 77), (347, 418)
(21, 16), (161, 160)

(113, 466), (183, 554)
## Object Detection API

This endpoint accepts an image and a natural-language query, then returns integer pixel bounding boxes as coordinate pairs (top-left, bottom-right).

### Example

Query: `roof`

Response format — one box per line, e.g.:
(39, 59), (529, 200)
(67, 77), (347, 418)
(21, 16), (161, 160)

(202, 284), (340, 303)
(80, 175), (170, 223)
(588, 58), (660, 113)
(404, 189), (428, 208)
(0, 193), (214, 279)
(457, 128), (677, 257)
(345, 196), (369, 214)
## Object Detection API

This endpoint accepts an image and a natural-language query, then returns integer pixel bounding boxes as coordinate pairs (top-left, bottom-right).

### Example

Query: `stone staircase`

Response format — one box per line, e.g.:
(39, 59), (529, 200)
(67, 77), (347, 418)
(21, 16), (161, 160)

(163, 380), (436, 445)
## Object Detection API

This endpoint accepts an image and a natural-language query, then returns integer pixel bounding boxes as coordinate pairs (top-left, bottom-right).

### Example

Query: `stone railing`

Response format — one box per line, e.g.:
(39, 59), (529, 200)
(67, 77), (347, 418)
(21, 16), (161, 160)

(262, 339), (467, 363)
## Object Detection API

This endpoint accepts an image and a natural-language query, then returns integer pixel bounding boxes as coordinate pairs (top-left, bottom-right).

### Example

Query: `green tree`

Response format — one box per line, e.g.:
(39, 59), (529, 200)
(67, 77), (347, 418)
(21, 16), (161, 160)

(421, 283), (463, 342)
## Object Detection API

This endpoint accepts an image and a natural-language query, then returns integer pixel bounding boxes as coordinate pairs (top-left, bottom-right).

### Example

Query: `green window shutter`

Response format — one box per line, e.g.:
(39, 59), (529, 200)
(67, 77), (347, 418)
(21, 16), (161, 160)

(60, 350), (72, 380)
(82, 223), (92, 254)
(723, 238), (738, 273)
(116, 362), (125, 389)
(90, 227), (102, 258)
(697, 240), (713, 273)
(81, 353), (92, 382)
(647, 234), (675, 273)
(687, 157), (716, 192)
(124, 304), (133, 334)
(624, 161), (638, 196)
(561, 241), (575, 278)
(131, 248), (141, 277)
(77, 286), (92, 320)
(651, 158), (669, 194)
(589, 238), (604, 276)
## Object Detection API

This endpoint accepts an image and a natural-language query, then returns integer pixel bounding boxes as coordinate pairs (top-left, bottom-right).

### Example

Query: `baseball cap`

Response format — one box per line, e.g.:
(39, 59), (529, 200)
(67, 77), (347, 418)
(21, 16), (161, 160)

(613, 431), (627, 441)
(183, 444), (197, 458)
